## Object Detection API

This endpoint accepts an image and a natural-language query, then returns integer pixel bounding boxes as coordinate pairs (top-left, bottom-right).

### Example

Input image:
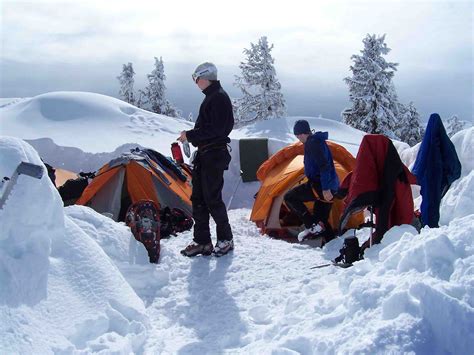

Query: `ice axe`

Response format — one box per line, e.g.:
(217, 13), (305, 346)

(0, 162), (44, 210)
(227, 169), (243, 211)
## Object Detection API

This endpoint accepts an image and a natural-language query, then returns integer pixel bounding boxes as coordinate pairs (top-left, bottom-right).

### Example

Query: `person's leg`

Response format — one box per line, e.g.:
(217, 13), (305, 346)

(310, 180), (333, 226)
(201, 167), (233, 242)
(310, 181), (335, 241)
(284, 182), (319, 228)
(191, 163), (212, 245)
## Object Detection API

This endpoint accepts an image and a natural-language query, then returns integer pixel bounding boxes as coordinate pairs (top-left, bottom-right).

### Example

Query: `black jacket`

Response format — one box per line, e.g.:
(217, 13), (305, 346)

(186, 81), (234, 148)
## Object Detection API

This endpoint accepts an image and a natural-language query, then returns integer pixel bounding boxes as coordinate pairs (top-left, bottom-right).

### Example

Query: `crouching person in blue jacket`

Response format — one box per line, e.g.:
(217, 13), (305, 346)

(284, 120), (339, 243)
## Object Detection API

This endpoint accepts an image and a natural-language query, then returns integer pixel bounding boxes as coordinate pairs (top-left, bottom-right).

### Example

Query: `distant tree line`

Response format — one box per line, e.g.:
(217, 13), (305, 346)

(118, 34), (468, 146)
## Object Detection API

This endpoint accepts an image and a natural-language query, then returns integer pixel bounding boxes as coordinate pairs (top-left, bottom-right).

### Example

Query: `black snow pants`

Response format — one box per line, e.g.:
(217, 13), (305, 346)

(284, 180), (333, 229)
(191, 146), (233, 245)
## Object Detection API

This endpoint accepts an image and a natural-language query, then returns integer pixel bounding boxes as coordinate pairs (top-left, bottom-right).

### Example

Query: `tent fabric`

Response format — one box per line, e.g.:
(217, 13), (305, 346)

(89, 168), (125, 220)
(54, 168), (78, 187)
(250, 141), (363, 237)
(76, 167), (121, 206)
(339, 134), (417, 243)
(412, 113), (461, 228)
(126, 161), (161, 206)
(76, 149), (192, 221)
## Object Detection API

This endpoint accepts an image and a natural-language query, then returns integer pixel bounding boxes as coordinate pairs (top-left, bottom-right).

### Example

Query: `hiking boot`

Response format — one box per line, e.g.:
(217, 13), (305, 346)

(213, 239), (234, 257)
(180, 242), (213, 257)
(297, 222), (325, 242)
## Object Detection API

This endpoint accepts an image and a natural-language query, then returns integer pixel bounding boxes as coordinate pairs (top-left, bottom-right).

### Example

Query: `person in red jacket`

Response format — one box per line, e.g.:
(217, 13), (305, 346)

(178, 62), (234, 257)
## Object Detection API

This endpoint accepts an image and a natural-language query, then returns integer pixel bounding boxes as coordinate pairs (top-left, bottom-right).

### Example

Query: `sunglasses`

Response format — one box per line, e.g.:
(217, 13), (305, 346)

(191, 68), (212, 83)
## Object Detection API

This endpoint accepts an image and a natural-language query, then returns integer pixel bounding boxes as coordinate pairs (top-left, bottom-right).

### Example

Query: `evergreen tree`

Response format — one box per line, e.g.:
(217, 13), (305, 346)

(234, 36), (286, 125)
(117, 62), (136, 104)
(396, 102), (424, 146)
(342, 34), (400, 137)
(136, 90), (145, 109)
(142, 57), (181, 118)
(446, 115), (466, 137)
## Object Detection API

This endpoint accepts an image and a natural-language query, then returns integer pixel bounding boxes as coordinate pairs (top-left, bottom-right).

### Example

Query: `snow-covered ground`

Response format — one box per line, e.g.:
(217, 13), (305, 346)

(1, 92), (473, 354)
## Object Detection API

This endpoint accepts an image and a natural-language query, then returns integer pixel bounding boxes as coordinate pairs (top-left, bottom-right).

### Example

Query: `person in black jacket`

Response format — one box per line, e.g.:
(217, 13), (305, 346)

(178, 62), (234, 257)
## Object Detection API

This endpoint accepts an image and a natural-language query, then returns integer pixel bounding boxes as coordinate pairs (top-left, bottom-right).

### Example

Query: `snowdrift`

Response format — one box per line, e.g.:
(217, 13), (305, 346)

(0, 137), (149, 354)
(0, 91), (193, 153)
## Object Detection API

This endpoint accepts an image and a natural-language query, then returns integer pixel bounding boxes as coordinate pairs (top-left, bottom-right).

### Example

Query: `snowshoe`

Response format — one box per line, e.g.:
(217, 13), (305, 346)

(126, 200), (161, 263)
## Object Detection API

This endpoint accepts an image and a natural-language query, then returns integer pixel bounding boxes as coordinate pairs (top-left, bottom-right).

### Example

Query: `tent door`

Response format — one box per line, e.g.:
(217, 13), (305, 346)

(89, 168), (125, 220)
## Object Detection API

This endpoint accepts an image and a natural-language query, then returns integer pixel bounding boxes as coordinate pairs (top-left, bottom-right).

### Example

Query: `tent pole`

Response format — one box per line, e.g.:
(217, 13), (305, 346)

(369, 206), (374, 248)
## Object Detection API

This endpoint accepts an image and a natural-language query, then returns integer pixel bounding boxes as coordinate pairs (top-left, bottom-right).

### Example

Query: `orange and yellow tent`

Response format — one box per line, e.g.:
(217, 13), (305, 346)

(76, 150), (192, 221)
(250, 141), (363, 238)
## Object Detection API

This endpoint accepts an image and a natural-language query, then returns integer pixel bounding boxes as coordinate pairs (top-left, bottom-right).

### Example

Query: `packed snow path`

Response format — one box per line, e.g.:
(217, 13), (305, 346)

(84, 208), (472, 354)
(142, 209), (332, 354)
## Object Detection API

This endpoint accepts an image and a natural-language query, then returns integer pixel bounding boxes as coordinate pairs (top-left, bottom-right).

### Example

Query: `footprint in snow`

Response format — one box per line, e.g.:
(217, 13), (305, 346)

(248, 305), (272, 324)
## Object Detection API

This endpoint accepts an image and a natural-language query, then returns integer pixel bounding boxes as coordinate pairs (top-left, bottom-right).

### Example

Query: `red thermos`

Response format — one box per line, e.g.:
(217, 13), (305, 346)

(171, 142), (184, 164)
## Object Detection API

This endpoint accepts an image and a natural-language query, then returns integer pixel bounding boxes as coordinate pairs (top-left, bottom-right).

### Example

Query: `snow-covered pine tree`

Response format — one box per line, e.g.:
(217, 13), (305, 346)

(396, 102), (424, 146)
(136, 90), (144, 109)
(446, 115), (466, 137)
(342, 34), (400, 137)
(234, 36), (286, 125)
(117, 62), (136, 105)
(142, 57), (181, 118)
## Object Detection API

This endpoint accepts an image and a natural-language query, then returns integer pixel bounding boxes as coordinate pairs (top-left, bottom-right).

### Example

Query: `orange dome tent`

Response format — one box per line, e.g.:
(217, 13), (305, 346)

(250, 141), (364, 239)
(76, 149), (192, 221)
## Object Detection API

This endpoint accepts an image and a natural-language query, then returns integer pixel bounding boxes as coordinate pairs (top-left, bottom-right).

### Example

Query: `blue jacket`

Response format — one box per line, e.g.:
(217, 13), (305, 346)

(412, 113), (461, 227)
(304, 132), (339, 191)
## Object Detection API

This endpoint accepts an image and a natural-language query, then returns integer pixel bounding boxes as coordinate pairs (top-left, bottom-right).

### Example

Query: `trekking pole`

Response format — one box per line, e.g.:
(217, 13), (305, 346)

(227, 170), (243, 211)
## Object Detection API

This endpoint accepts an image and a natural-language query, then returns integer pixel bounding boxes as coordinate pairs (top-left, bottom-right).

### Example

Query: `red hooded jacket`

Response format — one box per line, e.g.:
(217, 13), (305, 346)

(339, 135), (417, 244)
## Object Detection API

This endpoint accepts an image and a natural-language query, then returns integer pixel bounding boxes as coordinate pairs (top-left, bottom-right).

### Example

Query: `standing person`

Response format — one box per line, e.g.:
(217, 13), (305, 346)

(284, 120), (339, 242)
(178, 62), (234, 257)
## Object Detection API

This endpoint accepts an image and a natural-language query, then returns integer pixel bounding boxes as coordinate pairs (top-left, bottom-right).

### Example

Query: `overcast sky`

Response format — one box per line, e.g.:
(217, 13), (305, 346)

(1, 0), (472, 122)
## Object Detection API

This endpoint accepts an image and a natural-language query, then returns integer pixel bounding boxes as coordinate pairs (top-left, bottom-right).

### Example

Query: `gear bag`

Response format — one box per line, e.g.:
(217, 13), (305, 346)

(126, 200), (161, 263)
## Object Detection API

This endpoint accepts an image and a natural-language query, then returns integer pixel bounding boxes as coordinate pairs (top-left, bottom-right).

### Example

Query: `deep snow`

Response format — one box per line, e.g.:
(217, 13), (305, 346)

(1, 92), (473, 354)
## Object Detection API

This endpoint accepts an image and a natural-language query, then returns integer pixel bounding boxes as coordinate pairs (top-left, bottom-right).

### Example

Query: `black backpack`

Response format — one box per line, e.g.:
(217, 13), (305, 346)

(334, 235), (361, 265)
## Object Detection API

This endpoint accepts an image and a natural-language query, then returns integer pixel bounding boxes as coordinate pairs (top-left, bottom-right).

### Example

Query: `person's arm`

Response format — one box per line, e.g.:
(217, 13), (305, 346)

(186, 95), (231, 145)
(309, 139), (333, 197)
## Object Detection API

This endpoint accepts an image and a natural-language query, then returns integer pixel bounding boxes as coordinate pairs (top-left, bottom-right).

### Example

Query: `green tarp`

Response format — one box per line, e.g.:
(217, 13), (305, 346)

(239, 138), (269, 182)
